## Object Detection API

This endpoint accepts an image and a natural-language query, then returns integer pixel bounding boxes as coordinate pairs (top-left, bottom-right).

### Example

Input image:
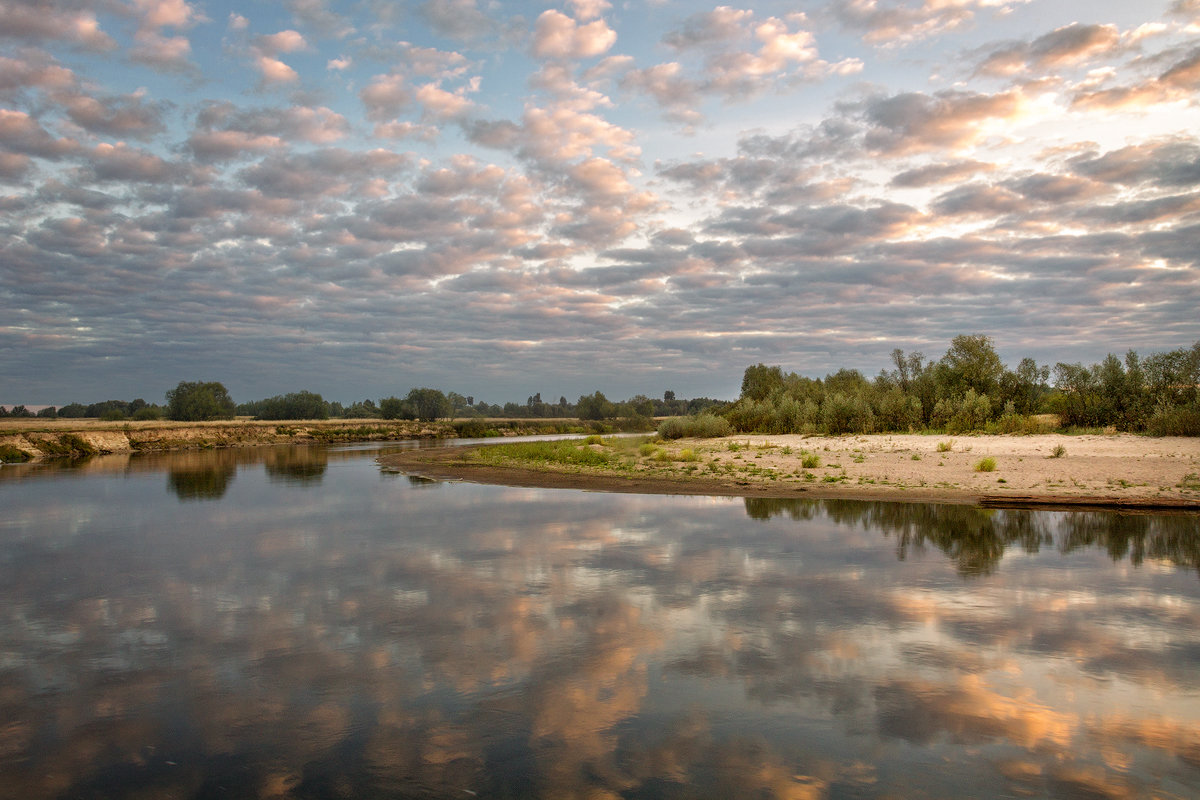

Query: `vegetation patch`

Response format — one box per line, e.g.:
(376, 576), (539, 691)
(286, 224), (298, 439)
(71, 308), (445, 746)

(801, 454), (822, 469)
(0, 444), (31, 463)
(657, 413), (732, 440)
(470, 439), (614, 469)
(974, 457), (997, 473)
(1050, 444), (1067, 459)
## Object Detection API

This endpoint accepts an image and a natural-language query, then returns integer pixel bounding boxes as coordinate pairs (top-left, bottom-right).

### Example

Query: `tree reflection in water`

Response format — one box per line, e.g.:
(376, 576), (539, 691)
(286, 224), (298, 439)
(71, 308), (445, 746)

(745, 497), (1200, 576)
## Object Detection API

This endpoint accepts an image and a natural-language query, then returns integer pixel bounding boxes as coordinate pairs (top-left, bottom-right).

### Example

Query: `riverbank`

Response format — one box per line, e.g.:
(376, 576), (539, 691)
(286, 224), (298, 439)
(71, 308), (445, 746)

(0, 418), (455, 461)
(379, 433), (1200, 510)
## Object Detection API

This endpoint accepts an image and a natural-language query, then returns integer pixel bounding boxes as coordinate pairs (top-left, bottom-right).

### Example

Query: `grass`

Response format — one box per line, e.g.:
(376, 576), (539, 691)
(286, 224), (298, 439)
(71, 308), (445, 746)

(1050, 444), (1067, 458)
(1177, 473), (1200, 491)
(974, 457), (997, 473)
(937, 440), (954, 452)
(801, 454), (821, 469)
(471, 439), (613, 468)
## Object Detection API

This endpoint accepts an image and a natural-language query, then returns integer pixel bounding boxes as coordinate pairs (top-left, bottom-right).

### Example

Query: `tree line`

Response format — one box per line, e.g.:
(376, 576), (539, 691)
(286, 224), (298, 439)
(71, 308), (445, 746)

(18, 382), (725, 423)
(719, 335), (1200, 437)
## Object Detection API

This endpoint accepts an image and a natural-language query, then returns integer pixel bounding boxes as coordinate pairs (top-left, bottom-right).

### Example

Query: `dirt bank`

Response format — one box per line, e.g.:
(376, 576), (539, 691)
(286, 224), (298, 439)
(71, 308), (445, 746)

(379, 433), (1200, 510)
(0, 419), (453, 461)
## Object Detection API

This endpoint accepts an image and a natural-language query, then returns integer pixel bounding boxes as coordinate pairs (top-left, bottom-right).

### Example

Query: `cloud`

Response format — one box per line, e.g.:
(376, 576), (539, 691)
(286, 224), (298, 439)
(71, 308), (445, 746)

(619, 10), (860, 127)
(567, 0), (612, 23)
(976, 23), (1121, 77)
(236, 147), (410, 199)
(0, 0), (116, 51)
(858, 88), (1027, 155)
(890, 160), (996, 187)
(531, 10), (617, 60)
(0, 108), (78, 158)
(187, 103), (349, 161)
(833, 0), (1030, 46)
(419, 0), (496, 42)
(53, 89), (169, 139)
(249, 30), (308, 85)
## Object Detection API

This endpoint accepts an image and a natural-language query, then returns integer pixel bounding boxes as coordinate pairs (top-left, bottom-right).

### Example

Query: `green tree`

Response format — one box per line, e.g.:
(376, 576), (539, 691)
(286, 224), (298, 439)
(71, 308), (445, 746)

(576, 391), (616, 420)
(937, 334), (1005, 399)
(379, 396), (412, 420)
(166, 381), (235, 421)
(405, 388), (451, 421)
(740, 363), (784, 402)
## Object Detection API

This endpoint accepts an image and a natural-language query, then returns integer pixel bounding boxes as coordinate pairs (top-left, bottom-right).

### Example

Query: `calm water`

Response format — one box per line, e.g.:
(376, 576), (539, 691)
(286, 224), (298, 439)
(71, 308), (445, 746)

(1, 443), (1199, 799)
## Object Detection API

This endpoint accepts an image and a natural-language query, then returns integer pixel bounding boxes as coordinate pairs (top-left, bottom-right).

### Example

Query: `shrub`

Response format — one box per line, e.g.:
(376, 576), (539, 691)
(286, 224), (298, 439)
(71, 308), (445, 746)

(937, 440), (954, 452)
(974, 457), (996, 472)
(1050, 444), (1066, 458)
(658, 413), (732, 439)
(1145, 404), (1200, 436)
(801, 454), (821, 469)
(0, 444), (31, 463)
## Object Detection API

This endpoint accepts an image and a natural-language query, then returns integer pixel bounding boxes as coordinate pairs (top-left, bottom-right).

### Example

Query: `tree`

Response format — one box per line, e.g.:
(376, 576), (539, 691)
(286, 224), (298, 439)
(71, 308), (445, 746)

(405, 388), (451, 422)
(166, 381), (235, 421)
(379, 396), (412, 420)
(937, 334), (1004, 399)
(576, 391), (616, 420)
(740, 363), (784, 402)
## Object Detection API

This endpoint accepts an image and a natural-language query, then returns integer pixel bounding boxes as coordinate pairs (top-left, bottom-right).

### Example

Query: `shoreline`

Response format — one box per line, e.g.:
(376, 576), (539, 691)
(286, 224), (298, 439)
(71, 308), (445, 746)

(378, 433), (1200, 511)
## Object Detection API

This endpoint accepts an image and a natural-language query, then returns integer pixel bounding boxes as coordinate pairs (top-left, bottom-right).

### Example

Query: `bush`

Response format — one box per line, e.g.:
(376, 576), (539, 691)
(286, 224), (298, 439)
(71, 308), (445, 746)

(801, 454), (821, 469)
(658, 413), (732, 439)
(974, 457), (996, 472)
(0, 444), (31, 463)
(1145, 404), (1200, 436)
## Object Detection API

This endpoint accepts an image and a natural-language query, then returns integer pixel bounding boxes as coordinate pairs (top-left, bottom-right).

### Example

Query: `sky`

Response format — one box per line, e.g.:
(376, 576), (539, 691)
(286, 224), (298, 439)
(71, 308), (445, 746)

(2, 0), (1199, 406)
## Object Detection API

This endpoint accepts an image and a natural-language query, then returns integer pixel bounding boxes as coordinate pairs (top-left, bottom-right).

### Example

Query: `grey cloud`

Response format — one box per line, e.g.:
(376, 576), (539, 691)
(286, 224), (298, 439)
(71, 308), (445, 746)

(53, 89), (170, 139)
(1004, 173), (1110, 204)
(419, 0), (497, 42)
(0, 0), (116, 51)
(931, 184), (1025, 216)
(976, 23), (1121, 77)
(1068, 140), (1200, 187)
(890, 160), (995, 188)
(236, 148), (410, 198)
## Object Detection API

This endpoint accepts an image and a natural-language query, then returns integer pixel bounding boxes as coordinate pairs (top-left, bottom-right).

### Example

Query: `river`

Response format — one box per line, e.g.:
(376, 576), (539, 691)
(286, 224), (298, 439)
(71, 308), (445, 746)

(1, 442), (1198, 799)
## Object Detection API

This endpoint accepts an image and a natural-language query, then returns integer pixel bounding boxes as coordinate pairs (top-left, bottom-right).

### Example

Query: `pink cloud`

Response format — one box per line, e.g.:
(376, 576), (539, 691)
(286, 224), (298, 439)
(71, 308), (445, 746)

(531, 10), (617, 60)
(0, 0), (116, 51)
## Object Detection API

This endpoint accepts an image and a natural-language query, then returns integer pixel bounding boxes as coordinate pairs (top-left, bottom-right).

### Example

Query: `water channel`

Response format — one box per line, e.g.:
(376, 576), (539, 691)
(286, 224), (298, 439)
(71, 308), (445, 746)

(1, 441), (1199, 799)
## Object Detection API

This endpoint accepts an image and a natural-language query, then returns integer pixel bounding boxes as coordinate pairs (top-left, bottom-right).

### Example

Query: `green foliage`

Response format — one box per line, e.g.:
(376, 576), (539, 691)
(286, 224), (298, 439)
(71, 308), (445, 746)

(937, 440), (954, 452)
(974, 457), (997, 472)
(166, 381), (235, 421)
(132, 406), (163, 420)
(0, 444), (31, 462)
(247, 390), (330, 420)
(405, 388), (451, 422)
(100, 408), (126, 421)
(576, 390), (617, 420)
(379, 396), (411, 420)
(472, 439), (613, 468)
(657, 413), (732, 439)
(1050, 444), (1066, 458)
(801, 454), (821, 469)
(1145, 404), (1200, 436)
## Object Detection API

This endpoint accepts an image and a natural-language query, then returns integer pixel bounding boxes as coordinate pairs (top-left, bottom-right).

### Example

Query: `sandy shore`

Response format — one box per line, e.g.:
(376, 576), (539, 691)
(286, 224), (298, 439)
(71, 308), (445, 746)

(379, 433), (1200, 510)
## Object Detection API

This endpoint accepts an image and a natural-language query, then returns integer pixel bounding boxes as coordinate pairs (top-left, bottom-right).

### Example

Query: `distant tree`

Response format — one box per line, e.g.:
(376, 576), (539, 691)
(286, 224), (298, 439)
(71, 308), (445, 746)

(344, 399), (381, 418)
(57, 403), (86, 418)
(663, 389), (676, 402)
(577, 391), (616, 420)
(7, 405), (33, 418)
(252, 390), (329, 420)
(37, 406), (58, 418)
(166, 381), (235, 421)
(379, 396), (412, 420)
(405, 388), (451, 421)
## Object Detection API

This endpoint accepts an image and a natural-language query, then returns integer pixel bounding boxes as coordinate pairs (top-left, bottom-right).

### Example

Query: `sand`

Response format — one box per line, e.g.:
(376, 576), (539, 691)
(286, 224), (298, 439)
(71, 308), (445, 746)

(379, 433), (1200, 510)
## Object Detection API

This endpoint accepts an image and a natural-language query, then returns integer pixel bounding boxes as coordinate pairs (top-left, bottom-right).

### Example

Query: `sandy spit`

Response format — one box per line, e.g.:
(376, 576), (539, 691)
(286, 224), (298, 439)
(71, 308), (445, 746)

(379, 433), (1200, 510)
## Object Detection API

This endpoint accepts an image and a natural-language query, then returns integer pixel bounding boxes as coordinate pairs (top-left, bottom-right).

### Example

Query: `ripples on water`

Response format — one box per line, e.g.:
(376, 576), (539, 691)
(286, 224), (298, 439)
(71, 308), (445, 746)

(1, 444), (1198, 799)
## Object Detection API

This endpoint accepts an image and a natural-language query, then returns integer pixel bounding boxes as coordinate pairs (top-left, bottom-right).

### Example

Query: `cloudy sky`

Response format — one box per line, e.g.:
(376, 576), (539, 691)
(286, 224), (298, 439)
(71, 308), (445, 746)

(2, 0), (1199, 405)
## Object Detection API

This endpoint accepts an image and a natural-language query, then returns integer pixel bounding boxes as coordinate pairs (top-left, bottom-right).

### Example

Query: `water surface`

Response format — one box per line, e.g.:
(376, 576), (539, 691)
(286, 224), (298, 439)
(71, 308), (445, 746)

(1, 444), (1198, 799)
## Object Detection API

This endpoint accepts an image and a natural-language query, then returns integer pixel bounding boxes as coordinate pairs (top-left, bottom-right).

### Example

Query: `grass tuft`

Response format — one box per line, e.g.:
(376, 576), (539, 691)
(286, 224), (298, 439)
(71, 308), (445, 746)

(974, 457), (997, 473)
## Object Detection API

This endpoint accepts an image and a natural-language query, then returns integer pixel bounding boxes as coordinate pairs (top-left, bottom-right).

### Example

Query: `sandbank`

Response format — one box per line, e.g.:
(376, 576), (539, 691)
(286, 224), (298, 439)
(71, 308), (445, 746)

(379, 433), (1200, 510)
